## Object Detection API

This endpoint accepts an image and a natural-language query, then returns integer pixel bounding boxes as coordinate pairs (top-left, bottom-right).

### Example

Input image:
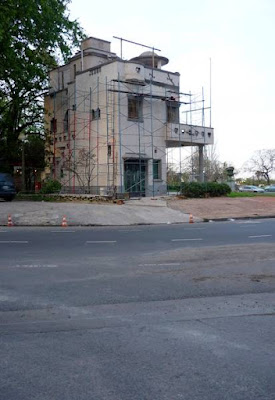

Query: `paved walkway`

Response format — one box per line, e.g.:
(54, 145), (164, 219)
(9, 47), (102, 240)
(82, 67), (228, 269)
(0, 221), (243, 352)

(0, 196), (274, 226)
(0, 199), (192, 226)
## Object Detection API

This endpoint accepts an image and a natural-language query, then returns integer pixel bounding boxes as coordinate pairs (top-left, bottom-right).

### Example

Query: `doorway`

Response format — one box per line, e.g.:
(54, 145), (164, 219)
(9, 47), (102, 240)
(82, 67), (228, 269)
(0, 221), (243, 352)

(124, 159), (146, 197)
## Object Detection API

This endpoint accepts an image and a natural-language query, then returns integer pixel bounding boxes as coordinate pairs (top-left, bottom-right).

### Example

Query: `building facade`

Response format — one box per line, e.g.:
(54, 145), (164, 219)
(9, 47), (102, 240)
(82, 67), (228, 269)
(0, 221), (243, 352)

(44, 36), (214, 196)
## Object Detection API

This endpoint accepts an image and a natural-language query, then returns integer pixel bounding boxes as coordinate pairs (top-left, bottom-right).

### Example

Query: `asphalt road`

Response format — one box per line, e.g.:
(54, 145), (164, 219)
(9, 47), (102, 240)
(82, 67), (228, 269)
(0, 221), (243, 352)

(1, 219), (275, 400)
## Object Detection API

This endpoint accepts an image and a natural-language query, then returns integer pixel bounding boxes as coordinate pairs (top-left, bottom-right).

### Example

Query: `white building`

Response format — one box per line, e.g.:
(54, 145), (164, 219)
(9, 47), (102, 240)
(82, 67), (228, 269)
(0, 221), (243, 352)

(44, 36), (213, 196)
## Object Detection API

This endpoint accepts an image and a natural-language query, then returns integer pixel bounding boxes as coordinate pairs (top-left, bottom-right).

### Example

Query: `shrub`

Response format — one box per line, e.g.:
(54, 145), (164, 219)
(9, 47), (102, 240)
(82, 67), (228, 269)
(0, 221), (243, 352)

(40, 179), (61, 194)
(181, 182), (231, 198)
(167, 184), (181, 192)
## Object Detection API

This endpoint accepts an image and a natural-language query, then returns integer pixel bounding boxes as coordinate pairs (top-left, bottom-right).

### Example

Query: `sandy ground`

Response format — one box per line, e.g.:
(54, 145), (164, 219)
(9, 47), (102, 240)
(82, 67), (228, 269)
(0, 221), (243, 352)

(167, 196), (275, 219)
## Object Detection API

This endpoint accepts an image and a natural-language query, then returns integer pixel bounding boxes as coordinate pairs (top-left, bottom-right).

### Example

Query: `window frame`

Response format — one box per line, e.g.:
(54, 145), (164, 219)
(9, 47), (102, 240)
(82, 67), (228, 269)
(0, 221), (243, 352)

(166, 100), (179, 124)
(153, 159), (161, 180)
(91, 108), (101, 121)
(63, 110), (69, 132)
(128, 95), (143, 121)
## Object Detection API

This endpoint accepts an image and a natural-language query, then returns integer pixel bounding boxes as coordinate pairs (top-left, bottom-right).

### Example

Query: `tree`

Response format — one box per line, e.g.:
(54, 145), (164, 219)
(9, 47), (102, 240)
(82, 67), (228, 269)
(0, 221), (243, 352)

(167, 163), (188, 190)
(244, 149), (275, 184)
(0, 0), (85, 170)
(62, 149), (96, 193)
(183, 147), (231, 182)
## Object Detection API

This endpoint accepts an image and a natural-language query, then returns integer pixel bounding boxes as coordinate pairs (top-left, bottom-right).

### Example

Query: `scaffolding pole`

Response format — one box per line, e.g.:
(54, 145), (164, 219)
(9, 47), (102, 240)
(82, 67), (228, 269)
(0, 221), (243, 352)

(105, 77), (110, 192)
(53, 92), (56, 180)
(88, 86), (92, 193)
(118, 73), (123, 193)
(73, 80), (77, 193)
(96, 76), (99, 194)
(178, 87), (182, 186)
(150, 78), (154, 196)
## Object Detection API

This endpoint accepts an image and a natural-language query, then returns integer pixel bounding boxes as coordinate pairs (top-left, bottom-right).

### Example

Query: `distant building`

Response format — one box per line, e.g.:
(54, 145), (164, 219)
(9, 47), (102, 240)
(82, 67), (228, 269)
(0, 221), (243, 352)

(44, 36), (213, 196)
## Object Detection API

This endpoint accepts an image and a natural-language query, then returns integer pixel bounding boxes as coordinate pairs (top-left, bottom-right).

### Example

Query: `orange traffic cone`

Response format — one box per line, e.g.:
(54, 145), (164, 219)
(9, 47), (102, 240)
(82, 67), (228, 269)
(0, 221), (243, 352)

(61, 215), (68, 227)
(189, 214), (194, 224)
(7, 215), (13, 227)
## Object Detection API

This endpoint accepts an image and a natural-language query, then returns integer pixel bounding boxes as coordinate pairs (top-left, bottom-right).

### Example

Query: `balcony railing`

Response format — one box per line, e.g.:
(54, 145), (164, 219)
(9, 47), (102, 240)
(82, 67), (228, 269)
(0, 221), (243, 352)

(166, 123), (214, 147)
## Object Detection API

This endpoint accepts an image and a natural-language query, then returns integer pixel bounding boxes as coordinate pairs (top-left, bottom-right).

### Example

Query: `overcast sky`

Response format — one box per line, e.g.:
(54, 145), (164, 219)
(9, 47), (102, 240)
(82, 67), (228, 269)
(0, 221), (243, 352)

(69, 0), (275, 172)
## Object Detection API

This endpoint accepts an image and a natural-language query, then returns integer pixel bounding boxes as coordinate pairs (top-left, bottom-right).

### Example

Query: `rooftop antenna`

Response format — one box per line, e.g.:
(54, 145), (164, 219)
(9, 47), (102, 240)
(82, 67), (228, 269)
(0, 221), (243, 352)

(210, 57), (212, 127)
(113, 36), (161, 63)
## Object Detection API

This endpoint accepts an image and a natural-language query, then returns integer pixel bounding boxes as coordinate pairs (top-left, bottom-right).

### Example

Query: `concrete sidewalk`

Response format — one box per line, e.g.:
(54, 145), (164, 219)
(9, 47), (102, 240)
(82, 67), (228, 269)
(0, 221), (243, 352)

(0, 199), (194, 226)
(1, 196), (274, 226)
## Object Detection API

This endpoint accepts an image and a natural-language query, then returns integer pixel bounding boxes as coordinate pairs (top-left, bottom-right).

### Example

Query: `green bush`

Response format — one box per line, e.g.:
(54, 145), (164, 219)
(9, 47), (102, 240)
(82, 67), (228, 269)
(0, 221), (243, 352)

(40, 179), (61, 194)
(167, 184), (181, 192)
(181, 182), (231, 198)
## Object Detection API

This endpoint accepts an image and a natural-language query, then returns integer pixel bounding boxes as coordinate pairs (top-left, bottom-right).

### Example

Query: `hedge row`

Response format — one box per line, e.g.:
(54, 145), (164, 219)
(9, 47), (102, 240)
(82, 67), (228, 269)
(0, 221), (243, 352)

(167, 184), (181, 192)
(40, 179), (62, 194)
(181, 182), (231, 198)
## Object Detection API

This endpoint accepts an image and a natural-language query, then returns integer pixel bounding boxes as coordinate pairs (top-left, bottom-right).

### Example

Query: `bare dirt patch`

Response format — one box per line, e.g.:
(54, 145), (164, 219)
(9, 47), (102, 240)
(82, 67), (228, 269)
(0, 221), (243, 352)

(167, 196), (275, 219)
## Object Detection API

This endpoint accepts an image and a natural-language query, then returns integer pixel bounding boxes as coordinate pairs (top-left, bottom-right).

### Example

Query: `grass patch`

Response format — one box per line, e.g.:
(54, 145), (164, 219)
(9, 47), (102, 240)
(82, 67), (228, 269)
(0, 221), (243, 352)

(258, 192), (275, 196)
(227, 192), (275, 198)
(227, 192), (256, 198)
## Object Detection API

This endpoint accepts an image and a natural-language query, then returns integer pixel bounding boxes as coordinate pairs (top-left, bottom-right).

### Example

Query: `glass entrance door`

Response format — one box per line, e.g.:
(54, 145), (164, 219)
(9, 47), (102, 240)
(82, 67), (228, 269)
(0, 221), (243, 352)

(124, 159), (146, 197)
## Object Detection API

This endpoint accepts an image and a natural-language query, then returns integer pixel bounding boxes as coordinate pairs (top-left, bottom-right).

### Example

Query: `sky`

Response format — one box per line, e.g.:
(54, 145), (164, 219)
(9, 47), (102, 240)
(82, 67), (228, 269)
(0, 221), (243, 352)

(68, 0), (275, 173)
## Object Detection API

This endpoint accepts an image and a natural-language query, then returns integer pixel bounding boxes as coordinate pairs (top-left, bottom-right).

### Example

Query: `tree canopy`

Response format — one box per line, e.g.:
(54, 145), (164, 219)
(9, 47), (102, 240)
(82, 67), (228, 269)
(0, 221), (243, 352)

(0, 0), (85, 171)
(244, 149), (275, 184)
(182, 147), (232, 183)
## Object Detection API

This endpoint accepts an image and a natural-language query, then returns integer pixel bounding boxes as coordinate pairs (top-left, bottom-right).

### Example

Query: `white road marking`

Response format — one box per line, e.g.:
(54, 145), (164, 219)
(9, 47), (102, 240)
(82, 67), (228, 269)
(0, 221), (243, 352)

(139, 263), (181, 267)
(158, 263), (181, 266)
(119, 230), (143, 233)
(51, 230), (76, 233)
(186, 228), (206, 230)
(12, 264), (58, 268)
(248, 235), (272, 238)
(238, 221), (261, 225)
(86, 240), (117, 244)
(0, 241), (28, 244)
(171, 238), (203, 242)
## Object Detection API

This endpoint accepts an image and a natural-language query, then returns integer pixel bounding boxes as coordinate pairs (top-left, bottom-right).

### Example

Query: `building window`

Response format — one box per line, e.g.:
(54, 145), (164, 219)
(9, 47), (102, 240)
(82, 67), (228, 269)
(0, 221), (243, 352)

(166, 101), (179, 123)
(153, 160), (161, 180)
(63, 110), (69, 132)
(91, 108), (101, 120)
(128, 95), (143, 121)
(50, 118), (57, 133)
(107, 144), (112, 157)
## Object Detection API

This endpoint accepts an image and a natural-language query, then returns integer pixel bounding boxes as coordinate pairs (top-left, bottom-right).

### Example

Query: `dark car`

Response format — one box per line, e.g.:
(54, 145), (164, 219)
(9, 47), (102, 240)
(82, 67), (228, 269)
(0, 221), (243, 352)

(0, 173), (16, 201)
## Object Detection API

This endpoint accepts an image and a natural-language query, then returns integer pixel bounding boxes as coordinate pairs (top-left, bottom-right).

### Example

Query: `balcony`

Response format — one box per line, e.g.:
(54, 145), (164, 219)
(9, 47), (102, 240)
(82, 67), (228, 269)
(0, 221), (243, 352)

(166, 123), (214, 148)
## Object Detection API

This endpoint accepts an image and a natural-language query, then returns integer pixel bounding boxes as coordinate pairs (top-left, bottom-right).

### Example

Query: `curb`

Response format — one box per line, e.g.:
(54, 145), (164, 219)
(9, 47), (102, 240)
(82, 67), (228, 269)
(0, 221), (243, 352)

(203, 215), (275, 222)
(0, 221), (191, 227)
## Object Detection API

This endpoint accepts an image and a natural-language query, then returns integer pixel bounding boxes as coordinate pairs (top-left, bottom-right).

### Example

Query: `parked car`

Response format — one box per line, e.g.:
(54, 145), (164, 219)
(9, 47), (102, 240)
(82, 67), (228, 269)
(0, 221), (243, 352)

(239, 185), (265, 193)
(0, 173), (16, 201)
(264, 185), (275, 192)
